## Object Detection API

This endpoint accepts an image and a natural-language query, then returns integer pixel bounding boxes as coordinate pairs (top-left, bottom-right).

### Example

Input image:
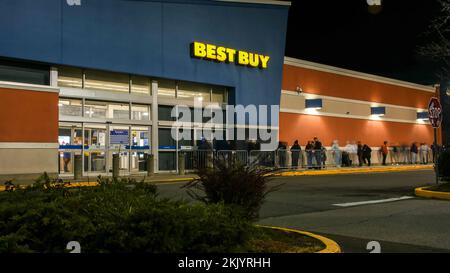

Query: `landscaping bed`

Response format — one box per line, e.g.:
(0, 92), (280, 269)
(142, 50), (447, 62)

(425, 182), (450, 193)
(245, 226), (325, 253)
(0, 174), (326, 253)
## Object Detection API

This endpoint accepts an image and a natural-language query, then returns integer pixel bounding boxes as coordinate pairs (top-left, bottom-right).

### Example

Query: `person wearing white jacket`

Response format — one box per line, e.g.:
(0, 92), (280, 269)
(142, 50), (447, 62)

(331, 140), (342, 168)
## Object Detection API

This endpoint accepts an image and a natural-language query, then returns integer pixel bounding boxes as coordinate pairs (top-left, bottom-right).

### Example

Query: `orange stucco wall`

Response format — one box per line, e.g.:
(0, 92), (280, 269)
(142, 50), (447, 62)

(279, 112), (434, 147)
(0, 88), (58, 143)
(283, 64), (435, 109)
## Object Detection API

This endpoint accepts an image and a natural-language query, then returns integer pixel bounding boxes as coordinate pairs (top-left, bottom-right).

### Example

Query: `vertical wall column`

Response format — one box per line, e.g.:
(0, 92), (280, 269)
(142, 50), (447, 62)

(151, 81), (159, 172)
(50, 67), (58, 87)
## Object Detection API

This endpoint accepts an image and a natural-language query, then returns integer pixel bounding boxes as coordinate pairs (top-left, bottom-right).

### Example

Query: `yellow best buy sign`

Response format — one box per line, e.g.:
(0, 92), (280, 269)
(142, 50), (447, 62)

(190, 41), (270, 69)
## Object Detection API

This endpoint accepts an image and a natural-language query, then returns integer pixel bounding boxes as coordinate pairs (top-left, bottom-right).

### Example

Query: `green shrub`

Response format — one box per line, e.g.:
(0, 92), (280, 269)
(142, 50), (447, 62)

(183, 157), (283, 221)
(438, 149), (450, 181)
(0, 176), (251, 253)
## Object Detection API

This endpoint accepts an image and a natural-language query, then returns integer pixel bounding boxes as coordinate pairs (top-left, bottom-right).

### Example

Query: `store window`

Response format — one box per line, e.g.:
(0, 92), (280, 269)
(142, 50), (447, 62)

(131, 75), (151, 95)
(58, 66), (83, 88)
(177, 82), (210, 101)
(84, 69), (129, 93)
(212, 86), (227, 103)
(158, 79), (176, 98)
(158, 128), (176, 148)
(178, 129), (194, 148)
(109, 102), (130, 120)
(58, 128), (72, 146)
(132, 104), (150, 121)
(0, 59), (49, 85)
(59, 98), (83, 117)
(84, 100), (107, 119)
(158, 105), (176, 121)
(159, 152), (176, 171)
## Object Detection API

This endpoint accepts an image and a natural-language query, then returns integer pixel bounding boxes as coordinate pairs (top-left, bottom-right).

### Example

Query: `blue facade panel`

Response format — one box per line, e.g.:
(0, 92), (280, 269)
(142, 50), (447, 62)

(61, 0), (163, 75)
(0, 0), (62, 63)
(0, 0), (289, 123)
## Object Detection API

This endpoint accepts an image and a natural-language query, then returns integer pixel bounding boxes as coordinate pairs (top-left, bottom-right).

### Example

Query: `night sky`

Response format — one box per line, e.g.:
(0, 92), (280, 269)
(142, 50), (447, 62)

(284, 0), (442, 85)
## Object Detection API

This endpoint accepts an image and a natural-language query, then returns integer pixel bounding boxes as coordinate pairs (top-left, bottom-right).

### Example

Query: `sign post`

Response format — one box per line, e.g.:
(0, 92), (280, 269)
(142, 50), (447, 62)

(428, 97), (443, 184)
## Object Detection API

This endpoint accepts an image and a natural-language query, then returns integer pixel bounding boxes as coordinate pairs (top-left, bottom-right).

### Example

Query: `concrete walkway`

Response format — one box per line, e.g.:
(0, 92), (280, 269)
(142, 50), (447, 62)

(0, 164), (434, 191)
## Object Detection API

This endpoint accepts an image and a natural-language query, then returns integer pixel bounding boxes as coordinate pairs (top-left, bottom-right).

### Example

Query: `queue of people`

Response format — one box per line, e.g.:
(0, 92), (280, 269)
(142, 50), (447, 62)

(284, 138), (433, 169)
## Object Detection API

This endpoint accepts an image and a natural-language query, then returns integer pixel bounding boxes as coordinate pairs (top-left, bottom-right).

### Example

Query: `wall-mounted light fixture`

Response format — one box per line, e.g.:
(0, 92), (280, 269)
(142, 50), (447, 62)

(370, 106), (385, 116)
(416, 111), (429, 120)
(305, 99), (322, 110)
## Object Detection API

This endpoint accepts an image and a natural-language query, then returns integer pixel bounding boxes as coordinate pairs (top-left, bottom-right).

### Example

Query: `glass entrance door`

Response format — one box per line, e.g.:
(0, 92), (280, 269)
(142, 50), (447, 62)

(130, 126), (150, 173)
(84, 124), (107, 174)
(58, 122), (83, 175)
(108, 125), (130, 175)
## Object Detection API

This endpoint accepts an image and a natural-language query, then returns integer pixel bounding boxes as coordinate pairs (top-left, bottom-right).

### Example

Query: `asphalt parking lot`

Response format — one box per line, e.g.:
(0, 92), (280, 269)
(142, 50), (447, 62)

(158, 169), (450, 253)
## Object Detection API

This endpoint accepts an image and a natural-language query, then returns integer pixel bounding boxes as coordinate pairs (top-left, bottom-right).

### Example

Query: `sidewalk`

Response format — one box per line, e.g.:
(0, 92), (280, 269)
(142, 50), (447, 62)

(63, 173), (199, 184)
(275, 164), (433, 177)
(0, 164), (433, 192)
(70, 164), (432, 183)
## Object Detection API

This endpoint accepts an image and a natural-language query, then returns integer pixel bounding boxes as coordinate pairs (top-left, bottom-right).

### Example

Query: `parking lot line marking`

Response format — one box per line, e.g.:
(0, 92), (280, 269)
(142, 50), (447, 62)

(333, 196), (415, 207)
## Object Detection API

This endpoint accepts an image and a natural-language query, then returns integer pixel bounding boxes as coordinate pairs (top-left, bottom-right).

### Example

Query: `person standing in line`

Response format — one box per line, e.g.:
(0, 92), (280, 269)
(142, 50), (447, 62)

(331, 140), (342, 168)
(381, 141), (389, 166)
(362, 144), (372, 166)
(321, 145), (328, 168)
(391, 142), (399, 165)
(277, 141), (287, 168)
(313, 137), (323, 169)
(357, 141), (364, 167)
(400, 143), (409, 164)
(344, 141), (353, 166)
(63, 152), (71, 172)
(350, 141), (358, 166)
(420, 142), (429, 164)
(290, 140), (301, 169)
(431, 143), (436, 163)
(410, 142), (418, 164)
(305, 140), (314, 169)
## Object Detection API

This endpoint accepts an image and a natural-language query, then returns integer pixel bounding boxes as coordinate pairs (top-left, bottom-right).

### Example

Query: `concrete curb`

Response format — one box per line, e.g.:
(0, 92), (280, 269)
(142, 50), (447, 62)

(256, 225), (342, 253)
(275, 165), (432, 177)
(415, 186), (450, 201)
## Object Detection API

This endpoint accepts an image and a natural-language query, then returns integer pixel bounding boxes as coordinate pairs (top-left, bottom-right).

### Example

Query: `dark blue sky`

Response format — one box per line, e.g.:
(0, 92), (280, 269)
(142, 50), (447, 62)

(285, 0), (441, 85)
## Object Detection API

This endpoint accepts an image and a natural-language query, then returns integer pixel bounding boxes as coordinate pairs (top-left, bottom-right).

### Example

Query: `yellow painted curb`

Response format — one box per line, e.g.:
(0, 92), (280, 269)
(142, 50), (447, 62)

(275, 165), (432, 177)
(152, 178), (196, 183)
(256, 225), (342, 253)
(415, 186), (450, 201)
(0, 178), (196, 192)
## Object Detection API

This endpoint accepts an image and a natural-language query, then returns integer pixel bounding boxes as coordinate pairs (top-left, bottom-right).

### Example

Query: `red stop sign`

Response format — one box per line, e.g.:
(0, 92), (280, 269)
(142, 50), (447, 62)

(428, 97), (442, 128)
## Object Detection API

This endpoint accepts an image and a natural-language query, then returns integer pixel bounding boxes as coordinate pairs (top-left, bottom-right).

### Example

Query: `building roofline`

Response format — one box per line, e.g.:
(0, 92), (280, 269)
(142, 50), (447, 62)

(284, 56), (436, 93)
(216, 0), (291, 6)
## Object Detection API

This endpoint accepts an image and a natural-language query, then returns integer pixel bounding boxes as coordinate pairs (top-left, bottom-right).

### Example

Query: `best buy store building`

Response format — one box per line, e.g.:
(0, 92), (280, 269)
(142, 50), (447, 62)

(0, 0), (289, 179)
(0, 0), (436, 180)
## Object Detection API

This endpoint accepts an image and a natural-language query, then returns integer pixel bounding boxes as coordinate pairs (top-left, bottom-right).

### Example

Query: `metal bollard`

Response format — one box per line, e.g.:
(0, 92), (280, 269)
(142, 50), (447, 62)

(178, 152), (185, 175)
(147, 153), (154, 176)
(275, 152), (280, 169)
(207, 151), (213, 168)
(74, 154), (82, 180)
(112, 153), (120, 179)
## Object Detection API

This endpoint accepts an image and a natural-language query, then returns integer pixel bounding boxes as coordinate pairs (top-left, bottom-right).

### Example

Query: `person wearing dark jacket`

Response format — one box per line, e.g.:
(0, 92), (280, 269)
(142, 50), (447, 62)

(381, 141), (389, 166)
(411, 142), (418, 164)
(357, 141), (363, 167)
(290, 140), (301, 169)
(277, 142), (287, 168)
(305, 141), (314, 169)
(362, 144), (372, 166)
(313, 137), (323, 169)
